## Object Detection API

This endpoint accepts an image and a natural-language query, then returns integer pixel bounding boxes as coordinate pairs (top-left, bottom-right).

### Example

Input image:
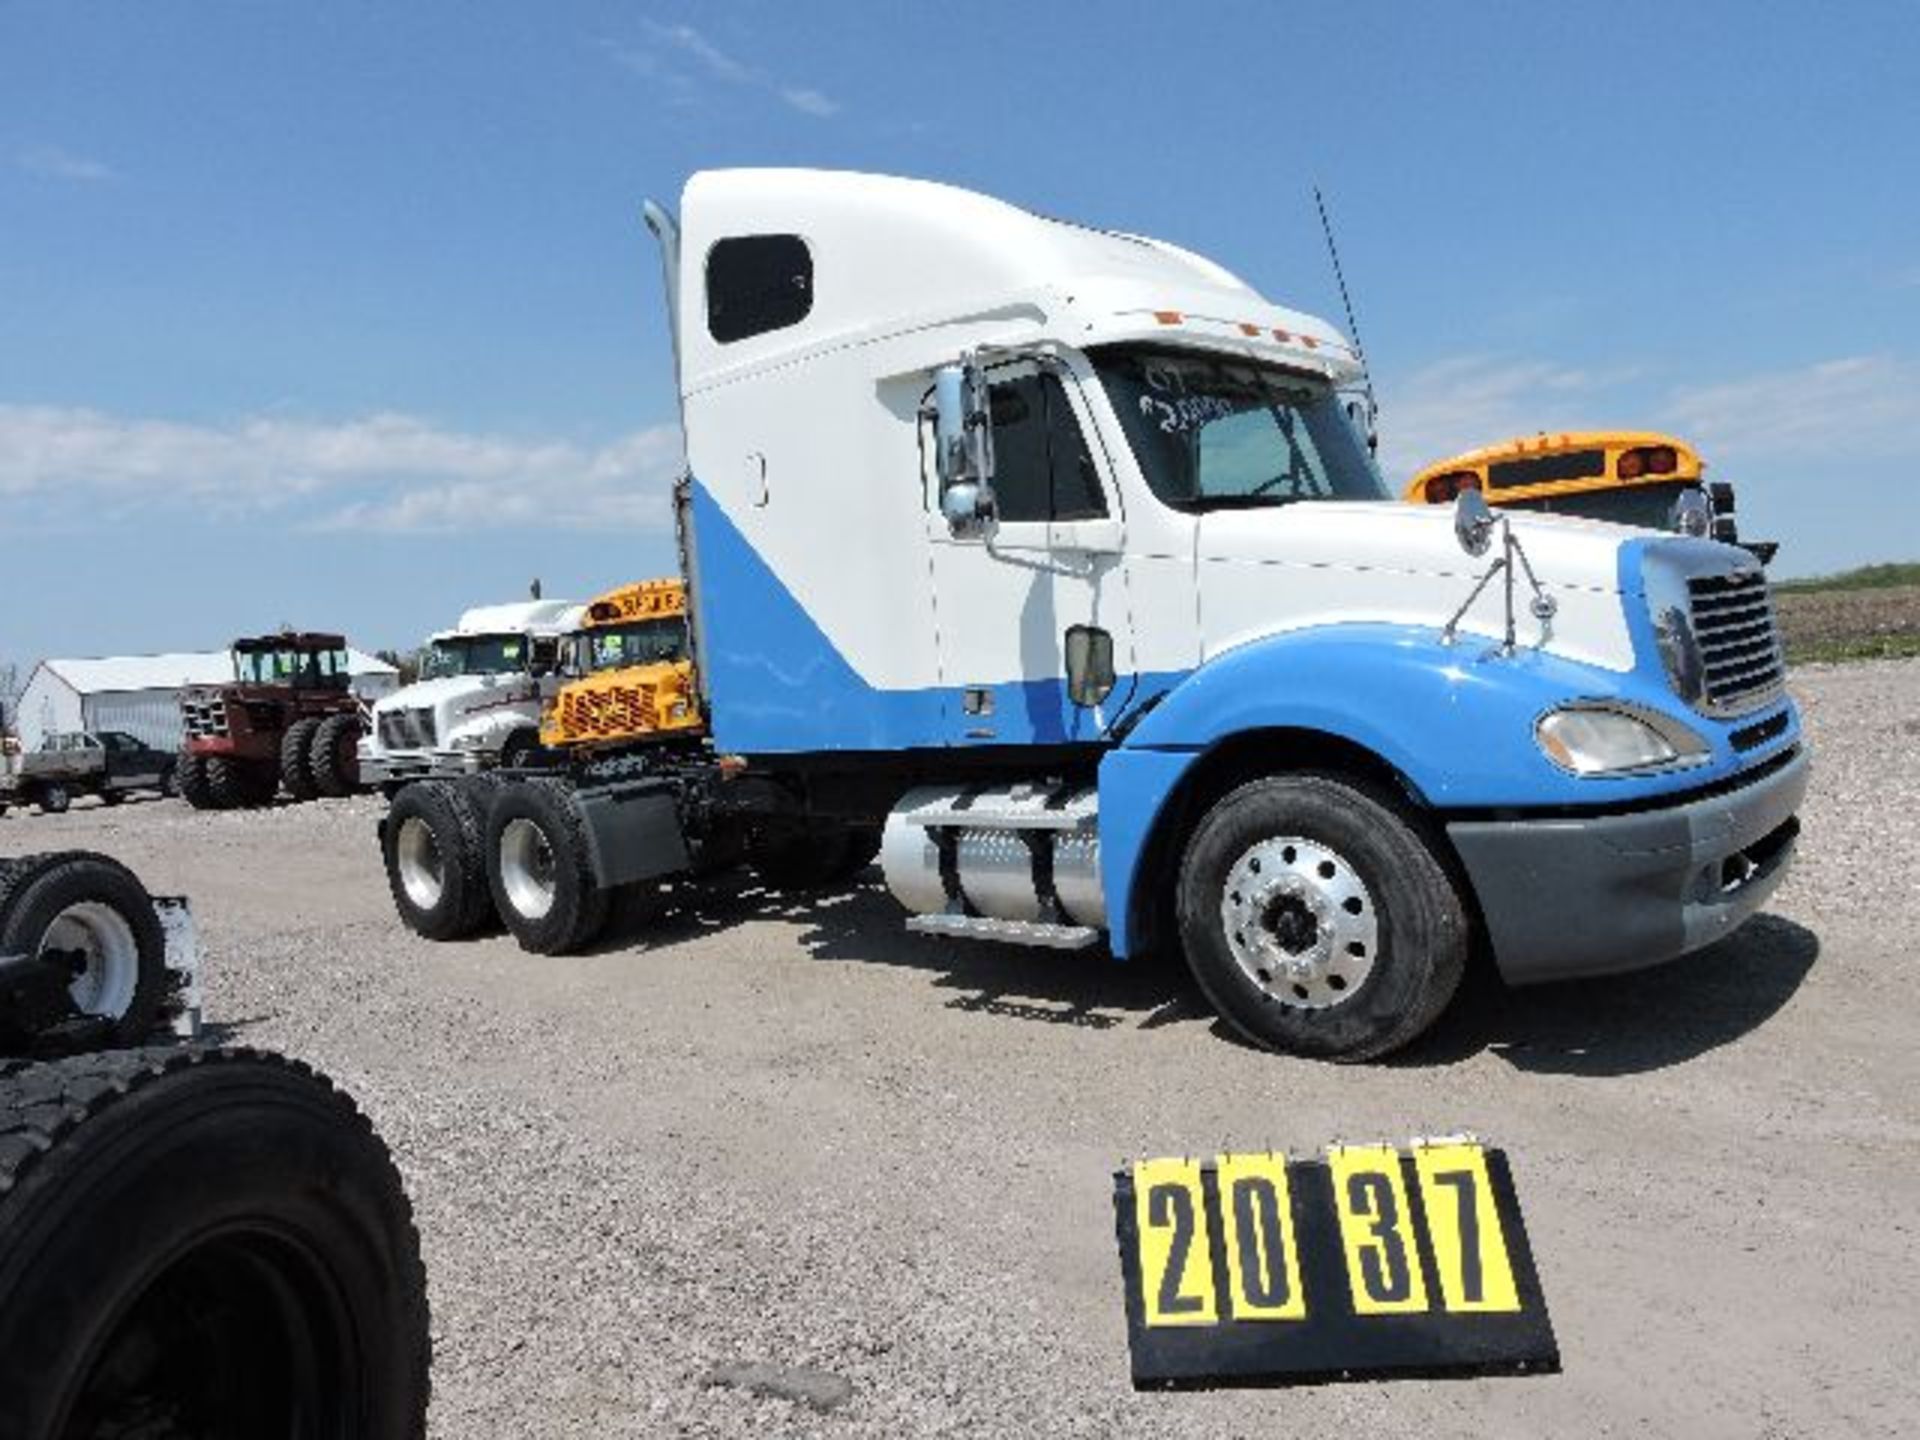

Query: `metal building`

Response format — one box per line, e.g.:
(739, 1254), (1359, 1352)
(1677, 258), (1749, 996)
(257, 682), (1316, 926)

(11, 650), (400, 753)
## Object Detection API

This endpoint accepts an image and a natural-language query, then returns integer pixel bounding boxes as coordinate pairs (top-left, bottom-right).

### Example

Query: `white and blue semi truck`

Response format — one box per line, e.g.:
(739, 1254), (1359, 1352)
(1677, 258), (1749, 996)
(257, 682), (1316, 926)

(379, 169), (1808, 1061)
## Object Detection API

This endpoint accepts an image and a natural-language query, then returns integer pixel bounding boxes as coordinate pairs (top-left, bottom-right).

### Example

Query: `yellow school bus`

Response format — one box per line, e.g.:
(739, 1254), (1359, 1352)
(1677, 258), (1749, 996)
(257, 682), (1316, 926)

(538, 579), (704, 751)
(1405, 431), (1773, 560)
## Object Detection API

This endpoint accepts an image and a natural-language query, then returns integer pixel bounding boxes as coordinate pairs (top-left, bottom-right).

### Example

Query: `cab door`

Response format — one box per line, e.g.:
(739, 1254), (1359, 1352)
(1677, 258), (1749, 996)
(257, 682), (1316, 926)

(923, 358), (1135, 747)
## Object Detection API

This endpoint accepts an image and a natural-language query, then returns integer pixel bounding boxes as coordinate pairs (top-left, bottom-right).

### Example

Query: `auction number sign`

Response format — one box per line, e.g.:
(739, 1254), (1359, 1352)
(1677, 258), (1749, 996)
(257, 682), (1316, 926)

(1114, 1142), (1557, 1387)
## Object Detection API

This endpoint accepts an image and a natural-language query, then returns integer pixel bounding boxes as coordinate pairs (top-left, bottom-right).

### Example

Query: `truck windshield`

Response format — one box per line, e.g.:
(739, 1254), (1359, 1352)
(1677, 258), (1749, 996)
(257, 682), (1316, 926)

(233, 647), (351, 688)
(1090, 345), (1388, 511)
(420, 635), (528, 679)
(575, 618), (687, 674)
(1495, 480), (1697, 531)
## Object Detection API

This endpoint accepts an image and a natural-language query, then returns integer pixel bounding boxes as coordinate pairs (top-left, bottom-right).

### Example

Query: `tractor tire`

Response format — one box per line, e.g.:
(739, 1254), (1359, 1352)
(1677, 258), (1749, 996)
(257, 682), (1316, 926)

(0, 851), (168, 1050)
(485, 777), (610, 955)
(381, 780), (495, 941)
(35, 782), (71, 816)
(176, 752), (218, 809)
(281, 716), (325, 801)
(0, 1047), (431, 1440)
(310, 713), (362, 797)
(747, 823), (880, 890)
(206, 755), (272, 809)
(1175, 774), (1469, 1063)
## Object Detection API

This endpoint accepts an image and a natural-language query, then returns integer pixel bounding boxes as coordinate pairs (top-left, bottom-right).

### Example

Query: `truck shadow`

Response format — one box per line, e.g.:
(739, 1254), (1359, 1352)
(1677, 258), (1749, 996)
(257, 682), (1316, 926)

(599, 870), (1212, 1031)
(1389, 912), (1821, 1077)
(600, 876), (1818, 1073)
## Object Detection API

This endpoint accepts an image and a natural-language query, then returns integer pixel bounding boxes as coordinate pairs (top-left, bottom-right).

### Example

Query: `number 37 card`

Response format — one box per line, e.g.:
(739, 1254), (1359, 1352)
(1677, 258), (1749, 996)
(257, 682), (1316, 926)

(1113, 1141), (1558, 1387)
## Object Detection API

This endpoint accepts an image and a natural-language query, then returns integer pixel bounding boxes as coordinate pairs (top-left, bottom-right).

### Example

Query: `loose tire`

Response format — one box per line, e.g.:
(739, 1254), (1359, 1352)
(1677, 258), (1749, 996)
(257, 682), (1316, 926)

(281, 715), (325, 801)
(0, 851), (168, 1047)
(0, 1046), (431, 1439)
(499, 729), (542, 770)
(310, 713), (363, 797)
(35, 782), (70, 816)
(158, 762), (178, 799)
(176, 752), (217, 809)
(381, 780), (495, 940)
(485, 777), (609, 954)
(1175, 775), (1468, 1062)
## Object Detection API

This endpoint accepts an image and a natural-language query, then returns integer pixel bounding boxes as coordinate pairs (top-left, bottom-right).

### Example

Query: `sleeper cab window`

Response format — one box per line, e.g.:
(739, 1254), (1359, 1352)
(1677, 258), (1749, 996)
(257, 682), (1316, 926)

(706, 234), (813, 343)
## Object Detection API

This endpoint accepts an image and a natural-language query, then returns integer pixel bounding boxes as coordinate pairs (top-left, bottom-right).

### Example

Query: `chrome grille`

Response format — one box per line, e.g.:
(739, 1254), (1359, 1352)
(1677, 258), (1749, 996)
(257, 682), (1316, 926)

(377, 707), (437, 749)
(1687, 571), (1784, 713)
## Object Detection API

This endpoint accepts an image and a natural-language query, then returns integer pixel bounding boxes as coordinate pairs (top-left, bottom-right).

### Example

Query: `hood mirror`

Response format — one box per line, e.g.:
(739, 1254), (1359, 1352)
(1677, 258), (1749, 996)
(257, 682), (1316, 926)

(1454, 488), (1496, 558)
(1670, 487), (1712, 539)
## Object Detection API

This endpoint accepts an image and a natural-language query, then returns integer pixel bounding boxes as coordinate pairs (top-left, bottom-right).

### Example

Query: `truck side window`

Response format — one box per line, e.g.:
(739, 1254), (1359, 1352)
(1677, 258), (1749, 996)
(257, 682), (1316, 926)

(987, 372), (1109, 524)
(707, 234), (813, 343)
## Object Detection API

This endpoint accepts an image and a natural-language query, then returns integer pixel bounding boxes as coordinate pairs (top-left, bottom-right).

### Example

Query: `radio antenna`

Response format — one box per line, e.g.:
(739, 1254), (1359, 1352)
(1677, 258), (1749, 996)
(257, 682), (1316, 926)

(1313, 185), (1376, 422)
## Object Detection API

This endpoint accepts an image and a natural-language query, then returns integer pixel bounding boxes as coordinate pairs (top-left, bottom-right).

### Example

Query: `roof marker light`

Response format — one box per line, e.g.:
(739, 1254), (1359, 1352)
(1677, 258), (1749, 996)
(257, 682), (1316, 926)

(1238, 322), (1262, 336)
(1272, 327), (1292, 342)
(1153, 310), (1183, 325)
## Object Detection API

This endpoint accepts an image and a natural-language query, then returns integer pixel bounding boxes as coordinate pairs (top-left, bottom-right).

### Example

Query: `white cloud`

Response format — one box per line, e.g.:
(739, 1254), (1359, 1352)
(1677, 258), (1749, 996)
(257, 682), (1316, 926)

(1661, 355), (1920, 461)
(0, 404), (683, 533)
(779, 86), (840, 118)
(15, 144), (117, 182)
(611, 23), (840, 118)
(1373, 355), (1611, 484)
(643, 21), (751, 83)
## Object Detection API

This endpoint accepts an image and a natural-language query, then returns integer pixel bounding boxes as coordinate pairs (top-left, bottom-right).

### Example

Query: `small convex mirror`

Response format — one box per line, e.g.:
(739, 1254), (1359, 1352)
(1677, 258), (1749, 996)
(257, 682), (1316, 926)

(1064, 624), (1116, 708)
(1454, 487), (1497, 558)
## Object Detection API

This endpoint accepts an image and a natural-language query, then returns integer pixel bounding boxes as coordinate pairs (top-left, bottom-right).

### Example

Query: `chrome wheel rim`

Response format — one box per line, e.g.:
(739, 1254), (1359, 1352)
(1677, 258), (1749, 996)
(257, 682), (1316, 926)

(1220, 835), (1378, 1010)
(395, 816), (445, 910)
(46, 901), (140, 1018)
(499, 817), (557, 920)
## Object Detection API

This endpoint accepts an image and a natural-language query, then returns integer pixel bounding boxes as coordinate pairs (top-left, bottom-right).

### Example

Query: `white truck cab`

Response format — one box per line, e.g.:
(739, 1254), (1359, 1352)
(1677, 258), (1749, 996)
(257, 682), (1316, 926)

(382, 169), (1807, 1062)
(358, 599), (581, 787)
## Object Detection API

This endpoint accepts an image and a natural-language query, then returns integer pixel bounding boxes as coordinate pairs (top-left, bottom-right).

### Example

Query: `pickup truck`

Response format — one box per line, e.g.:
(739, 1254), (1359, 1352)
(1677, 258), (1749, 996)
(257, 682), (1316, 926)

(1, 731), (177, 816)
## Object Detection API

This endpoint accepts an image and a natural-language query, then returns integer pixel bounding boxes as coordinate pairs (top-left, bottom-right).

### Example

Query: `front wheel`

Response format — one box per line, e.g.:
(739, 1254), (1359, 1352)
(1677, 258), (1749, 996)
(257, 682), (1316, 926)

(1176, 775), (1468, 1062)
(309, 714), (362, 797)
(36, 783), (70, 816)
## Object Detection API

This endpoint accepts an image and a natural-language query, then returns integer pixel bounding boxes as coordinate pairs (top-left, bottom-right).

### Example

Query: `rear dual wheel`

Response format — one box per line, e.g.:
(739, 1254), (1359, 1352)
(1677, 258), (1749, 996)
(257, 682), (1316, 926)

(485, 778), (609, 955)
(381, 779), (498, 941)
(1176, 775), (1468, 1062)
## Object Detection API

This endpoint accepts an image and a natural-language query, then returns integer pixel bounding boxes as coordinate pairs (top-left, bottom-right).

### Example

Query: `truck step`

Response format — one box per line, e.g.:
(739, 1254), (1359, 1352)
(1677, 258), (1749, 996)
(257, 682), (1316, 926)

(905, 914), (1101, 950)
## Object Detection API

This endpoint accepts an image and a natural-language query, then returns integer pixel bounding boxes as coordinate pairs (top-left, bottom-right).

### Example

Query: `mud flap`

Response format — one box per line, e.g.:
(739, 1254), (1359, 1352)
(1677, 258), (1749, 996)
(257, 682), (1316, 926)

(575, 779), (691, 890)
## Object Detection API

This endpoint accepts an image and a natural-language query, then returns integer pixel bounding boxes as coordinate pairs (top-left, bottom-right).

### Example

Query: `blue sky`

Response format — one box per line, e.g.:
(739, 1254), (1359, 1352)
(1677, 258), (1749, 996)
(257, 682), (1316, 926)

(3, 1), (1915, 665)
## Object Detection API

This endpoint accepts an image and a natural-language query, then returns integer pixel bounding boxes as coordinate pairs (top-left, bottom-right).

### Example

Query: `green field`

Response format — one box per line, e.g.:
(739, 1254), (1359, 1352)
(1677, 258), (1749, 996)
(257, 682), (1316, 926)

(1771, 562), (1920, 664)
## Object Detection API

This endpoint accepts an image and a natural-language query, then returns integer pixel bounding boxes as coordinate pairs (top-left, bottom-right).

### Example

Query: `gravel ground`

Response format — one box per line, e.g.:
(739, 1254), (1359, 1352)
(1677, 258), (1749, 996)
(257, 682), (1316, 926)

(5, 660), (1917, 1438)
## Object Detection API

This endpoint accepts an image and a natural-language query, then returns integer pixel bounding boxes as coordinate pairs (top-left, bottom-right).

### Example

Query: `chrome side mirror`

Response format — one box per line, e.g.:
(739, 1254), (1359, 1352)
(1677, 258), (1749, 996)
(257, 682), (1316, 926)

(1064, 625), (1116, 708)
(1454, 487), (1496, 558)
(933, 360), (997, 539)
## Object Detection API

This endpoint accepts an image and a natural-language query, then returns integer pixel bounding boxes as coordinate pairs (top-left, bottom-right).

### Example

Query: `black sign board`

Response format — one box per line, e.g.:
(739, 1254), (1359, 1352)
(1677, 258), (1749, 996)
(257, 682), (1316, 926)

(1113, 1142), (1558, 1388)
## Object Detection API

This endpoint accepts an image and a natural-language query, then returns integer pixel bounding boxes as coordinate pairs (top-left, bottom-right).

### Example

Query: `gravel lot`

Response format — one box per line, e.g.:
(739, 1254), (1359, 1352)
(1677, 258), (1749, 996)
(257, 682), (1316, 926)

(5, 660), (1916, 1438)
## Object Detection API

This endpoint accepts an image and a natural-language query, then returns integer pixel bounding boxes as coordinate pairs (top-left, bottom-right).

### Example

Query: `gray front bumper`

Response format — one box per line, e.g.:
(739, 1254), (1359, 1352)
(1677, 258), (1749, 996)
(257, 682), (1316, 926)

(1448, 747), (1809, 986)
(358, 749), (488, 784)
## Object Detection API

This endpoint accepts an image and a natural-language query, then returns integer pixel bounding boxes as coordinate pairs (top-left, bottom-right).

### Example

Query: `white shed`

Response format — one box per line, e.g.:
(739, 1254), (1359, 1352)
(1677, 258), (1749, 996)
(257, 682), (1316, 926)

(12, 650), (400, 753)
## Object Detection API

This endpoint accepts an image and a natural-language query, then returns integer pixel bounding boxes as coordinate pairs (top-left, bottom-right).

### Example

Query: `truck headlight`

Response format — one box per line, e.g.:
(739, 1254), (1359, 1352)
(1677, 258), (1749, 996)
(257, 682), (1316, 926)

(1536, 704), (1709, 776)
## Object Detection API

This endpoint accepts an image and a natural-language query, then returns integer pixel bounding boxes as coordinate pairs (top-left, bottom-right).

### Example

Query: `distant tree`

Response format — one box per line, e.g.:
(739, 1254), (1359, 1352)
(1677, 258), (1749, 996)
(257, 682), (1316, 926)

(376, 648), (422, 685)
